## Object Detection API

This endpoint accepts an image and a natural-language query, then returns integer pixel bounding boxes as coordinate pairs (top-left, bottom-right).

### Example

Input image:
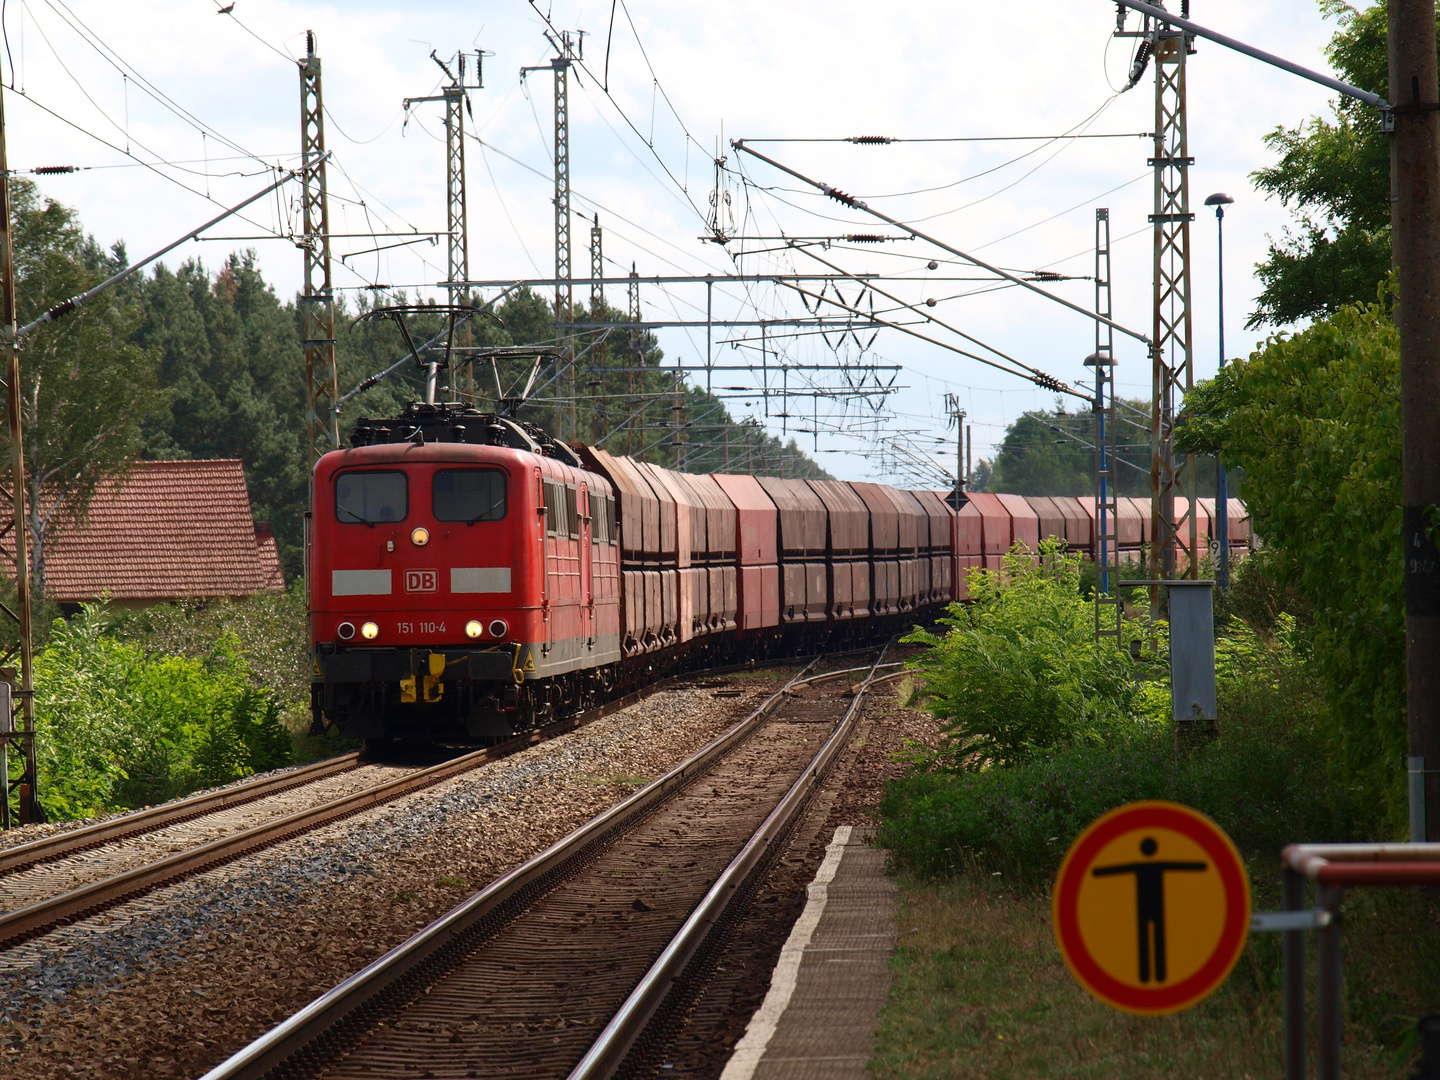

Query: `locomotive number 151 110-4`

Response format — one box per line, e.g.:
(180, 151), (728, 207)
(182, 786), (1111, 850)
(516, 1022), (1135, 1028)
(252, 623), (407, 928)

(395, 621), (447, 635)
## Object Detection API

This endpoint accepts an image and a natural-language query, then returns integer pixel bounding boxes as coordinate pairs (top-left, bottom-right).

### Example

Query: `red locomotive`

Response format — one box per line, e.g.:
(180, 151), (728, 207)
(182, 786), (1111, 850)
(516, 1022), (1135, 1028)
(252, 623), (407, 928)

(308, 403), (1252, 744)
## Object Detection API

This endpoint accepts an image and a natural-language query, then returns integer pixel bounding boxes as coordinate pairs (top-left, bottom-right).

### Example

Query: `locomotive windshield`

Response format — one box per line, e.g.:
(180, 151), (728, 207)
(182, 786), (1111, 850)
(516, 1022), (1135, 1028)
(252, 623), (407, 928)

(433, 469), (507, 523)
(335, 471), (407, 524)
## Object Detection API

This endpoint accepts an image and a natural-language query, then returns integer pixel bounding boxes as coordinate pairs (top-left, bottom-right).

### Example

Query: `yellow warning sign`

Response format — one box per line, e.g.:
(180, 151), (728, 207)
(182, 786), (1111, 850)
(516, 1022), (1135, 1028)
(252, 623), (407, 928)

(1052, 801), (1250, 1015)
(512, 645), (536, 683)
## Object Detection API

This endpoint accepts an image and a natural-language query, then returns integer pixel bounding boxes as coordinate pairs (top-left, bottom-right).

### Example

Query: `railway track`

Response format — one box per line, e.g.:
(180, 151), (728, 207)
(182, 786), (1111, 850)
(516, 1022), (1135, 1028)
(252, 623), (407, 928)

(0, 751), (365, 875)
(0, 652), (893, 954)
(198, 645), (890, 1080)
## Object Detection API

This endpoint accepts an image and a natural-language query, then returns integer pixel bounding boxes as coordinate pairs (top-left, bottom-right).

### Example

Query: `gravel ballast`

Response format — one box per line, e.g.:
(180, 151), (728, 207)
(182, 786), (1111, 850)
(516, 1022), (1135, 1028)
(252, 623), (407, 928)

(0, 679), (784, 1079)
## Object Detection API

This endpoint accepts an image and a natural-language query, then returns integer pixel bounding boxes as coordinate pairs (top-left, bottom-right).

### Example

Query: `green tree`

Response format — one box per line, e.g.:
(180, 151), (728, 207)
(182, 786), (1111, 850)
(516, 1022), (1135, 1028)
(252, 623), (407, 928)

(9, 180), (167, 599)
(984, 400), (1173, 496)
(1180, 290), (1404, 815)
(137, 253), (309, 572)
(1248, 1), (1440, 327)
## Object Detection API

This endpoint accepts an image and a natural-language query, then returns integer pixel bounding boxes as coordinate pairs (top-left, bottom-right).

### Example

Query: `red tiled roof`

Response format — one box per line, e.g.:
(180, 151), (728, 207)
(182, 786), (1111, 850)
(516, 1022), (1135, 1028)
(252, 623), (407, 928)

(44, 460), (285, 603)
(255, 524), (286, 593)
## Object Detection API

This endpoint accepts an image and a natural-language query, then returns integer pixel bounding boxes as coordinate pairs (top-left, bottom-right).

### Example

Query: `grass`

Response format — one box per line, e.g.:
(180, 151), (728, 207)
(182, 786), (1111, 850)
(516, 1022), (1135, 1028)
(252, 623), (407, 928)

(869, 872), (1435, 1080)
(871, 550), (1432, 1076)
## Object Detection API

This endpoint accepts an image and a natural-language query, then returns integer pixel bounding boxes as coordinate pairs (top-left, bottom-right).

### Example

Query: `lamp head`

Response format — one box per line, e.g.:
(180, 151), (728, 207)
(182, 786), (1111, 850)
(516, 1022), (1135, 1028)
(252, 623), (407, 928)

(1205, 192), (1234, 218)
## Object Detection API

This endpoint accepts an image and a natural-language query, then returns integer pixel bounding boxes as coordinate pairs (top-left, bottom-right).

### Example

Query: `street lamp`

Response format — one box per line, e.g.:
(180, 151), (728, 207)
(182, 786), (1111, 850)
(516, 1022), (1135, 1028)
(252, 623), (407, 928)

(1204, 192), (1235, 589)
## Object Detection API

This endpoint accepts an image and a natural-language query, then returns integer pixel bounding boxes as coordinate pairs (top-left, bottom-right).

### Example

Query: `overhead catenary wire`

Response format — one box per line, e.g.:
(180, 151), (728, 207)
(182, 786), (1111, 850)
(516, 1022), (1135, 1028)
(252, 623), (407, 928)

(42, 0), (272, 169)
(17, 166), (302, 338)
(525, 0), (710, 227)
(14, 7), (897, 470)
(732, 140), (1150, 346)
(740, 133), (1151, 144)
(771, 276), (1073, 397)
(10, 89), (288, 242)
(789, 244), (1081, 397)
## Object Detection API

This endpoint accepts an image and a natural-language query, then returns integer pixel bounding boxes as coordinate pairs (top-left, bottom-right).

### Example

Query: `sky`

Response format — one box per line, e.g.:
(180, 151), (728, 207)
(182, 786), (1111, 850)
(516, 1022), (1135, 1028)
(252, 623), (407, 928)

(1, 0), (1347, 483)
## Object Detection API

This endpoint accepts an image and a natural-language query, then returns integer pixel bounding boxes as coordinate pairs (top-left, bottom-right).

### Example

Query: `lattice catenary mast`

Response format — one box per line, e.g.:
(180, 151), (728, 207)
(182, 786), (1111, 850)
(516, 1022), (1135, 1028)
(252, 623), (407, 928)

(590, 215), (606, 438)
(1117, 3), (1200, 617)
(1089, 208), (1122, 647)
(300, 32), (340, 489)
(403, 49), (487, 403)
(524, 31), (584, 439)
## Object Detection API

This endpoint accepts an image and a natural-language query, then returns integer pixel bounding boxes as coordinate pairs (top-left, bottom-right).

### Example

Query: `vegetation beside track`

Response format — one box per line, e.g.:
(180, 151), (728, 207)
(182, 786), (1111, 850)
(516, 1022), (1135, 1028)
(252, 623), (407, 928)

(884, 547), (1373, 887)
(879, 510), (1434, 1069)
(1182, 288), (1406, 826)
(23, 588), (323, 820)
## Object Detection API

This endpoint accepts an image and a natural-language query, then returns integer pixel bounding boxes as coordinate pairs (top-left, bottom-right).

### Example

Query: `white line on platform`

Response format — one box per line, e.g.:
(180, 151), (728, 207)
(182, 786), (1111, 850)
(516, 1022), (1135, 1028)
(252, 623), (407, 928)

(718, 824), (853, 1080)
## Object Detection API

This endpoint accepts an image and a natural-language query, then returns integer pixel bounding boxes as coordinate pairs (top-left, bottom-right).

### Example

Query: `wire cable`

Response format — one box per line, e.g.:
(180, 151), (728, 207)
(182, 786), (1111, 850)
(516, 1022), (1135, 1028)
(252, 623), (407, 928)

(525, 0), (708, 227)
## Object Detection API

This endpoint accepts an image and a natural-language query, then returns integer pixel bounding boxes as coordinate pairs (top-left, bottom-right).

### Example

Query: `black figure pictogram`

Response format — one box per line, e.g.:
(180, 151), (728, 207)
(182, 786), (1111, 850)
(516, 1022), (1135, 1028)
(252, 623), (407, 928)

(1091, 837), (1207, 983)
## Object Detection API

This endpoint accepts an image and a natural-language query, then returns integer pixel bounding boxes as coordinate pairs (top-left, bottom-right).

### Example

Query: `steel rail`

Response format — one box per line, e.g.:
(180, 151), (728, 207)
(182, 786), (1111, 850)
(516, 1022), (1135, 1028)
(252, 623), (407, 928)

(0, 644), (884, 950)
(799, 661), (905, 684)
(568, 647), (890, 1079)
(0, 752), (363, 878)
(0, 667), (713, 949)
(196, 652), (863, 1080)
(0, 744), (506, 950)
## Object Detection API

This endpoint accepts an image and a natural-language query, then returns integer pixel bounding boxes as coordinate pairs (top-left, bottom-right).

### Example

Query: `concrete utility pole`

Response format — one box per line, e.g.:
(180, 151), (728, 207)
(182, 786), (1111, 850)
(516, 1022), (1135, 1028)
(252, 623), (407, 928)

(1205, 191), (1234, 590)
(966, 425), (972, 492)
(0, 72), (38, 827)
(300, 32), (340, 493)
(1391, 0), (1440, 842)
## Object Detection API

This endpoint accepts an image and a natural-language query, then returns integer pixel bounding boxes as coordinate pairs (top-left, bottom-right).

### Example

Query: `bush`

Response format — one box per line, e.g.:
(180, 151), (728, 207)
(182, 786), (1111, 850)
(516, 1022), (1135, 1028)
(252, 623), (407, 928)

(1181, 291), (1405, 818)
(30, 603), (291, 819)
(108, 582), (310, 704)
(902, 541), (1163, 770)
(879, 618), (1382, 888)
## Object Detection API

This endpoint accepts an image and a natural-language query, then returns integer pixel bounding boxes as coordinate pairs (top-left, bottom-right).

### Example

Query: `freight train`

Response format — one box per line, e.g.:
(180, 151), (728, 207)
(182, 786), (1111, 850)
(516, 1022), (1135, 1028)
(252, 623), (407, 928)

(308, 402), (1250, 744)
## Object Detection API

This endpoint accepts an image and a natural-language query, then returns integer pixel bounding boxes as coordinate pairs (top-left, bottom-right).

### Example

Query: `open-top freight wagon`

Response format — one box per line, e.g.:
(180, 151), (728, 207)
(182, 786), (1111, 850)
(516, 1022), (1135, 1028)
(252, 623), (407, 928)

(309, 402), (1249, 744)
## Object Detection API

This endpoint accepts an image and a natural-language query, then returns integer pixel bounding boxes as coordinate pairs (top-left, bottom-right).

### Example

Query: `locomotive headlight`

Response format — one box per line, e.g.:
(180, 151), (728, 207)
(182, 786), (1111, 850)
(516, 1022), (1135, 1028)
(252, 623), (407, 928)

(336, 621), (356, 641)
(488, 619), (509, 639)
(465, 619), (484, 639)
(411, 527), (430, 547)
(360, 621), (380, 640)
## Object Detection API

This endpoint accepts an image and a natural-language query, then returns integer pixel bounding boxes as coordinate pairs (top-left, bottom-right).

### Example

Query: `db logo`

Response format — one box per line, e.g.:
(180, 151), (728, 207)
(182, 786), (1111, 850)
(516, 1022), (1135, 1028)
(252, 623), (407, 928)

(405, 569), (438, 593)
